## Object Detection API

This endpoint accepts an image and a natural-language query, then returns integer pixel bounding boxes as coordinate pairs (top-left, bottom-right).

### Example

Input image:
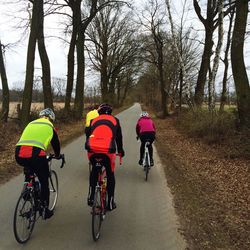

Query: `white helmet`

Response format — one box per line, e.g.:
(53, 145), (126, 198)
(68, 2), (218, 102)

(140, 111), (149, 117)
(39, 108), (55, 122)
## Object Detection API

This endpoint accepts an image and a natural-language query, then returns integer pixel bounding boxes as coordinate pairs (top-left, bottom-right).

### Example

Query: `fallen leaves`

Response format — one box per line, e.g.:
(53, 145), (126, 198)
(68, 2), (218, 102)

(154, 116), (250, 250)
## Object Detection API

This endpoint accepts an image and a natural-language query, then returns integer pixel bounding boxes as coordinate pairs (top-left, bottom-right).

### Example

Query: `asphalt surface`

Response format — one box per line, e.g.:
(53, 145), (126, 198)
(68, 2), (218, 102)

(0, 103), (186, 250)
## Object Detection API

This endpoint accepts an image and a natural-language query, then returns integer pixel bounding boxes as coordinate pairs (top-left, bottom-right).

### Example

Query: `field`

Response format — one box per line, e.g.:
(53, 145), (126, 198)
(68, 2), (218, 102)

(8, 102), (66, 118)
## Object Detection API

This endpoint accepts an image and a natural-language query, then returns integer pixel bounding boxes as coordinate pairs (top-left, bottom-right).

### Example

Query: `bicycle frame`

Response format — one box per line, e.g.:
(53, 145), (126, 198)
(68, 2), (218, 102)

(91, 154), (122, 241)
(95, 163), (107, 215)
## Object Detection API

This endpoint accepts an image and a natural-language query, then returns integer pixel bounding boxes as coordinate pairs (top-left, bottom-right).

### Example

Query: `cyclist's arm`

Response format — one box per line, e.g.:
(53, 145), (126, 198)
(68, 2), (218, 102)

(50, 129), (60, 157)
(136, 122), (140, 136)
(115, 118), (123, 153)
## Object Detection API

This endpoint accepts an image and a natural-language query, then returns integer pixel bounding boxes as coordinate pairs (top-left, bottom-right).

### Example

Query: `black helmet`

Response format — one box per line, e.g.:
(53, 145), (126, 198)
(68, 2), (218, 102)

(98, 103), (113, 115)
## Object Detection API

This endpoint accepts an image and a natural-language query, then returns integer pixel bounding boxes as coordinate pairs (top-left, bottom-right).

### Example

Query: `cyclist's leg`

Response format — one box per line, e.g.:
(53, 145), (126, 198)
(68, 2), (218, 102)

(15, 154), (33, 182)
(139, 135), (146, 165)
(147, 132), (155, 166)
(33, 157), (53, 219)
(104, 154), (116, 210)
(33, 157), (49, 205)
(88, 154), (100, 205)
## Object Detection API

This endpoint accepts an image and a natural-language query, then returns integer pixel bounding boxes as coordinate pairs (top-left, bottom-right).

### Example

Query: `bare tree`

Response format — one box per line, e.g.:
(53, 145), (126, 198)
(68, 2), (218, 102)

(193, 0), (235, 107)
(231, 0), (250, 128)
(220, 3), (235, 112)
(37, 0), (53, 109)
(0, 41), (10, 122)
(86, 4), (139, 105)
(20, 0), (54, 126)
(165, 0), (195, 110)
(21, 1), (39, 126)
(140, 0), (169, 117)
(62, 0), (127, 118)
(207, 0), (224, 110)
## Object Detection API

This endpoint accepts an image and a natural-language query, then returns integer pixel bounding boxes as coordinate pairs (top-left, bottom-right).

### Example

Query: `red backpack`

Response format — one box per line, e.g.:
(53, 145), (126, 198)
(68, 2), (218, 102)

(86, 115), (117, 153)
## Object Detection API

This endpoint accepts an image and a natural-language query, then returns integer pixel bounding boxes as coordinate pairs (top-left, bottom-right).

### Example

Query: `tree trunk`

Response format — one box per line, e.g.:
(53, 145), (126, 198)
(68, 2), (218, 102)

(0, 42), (9, 122)
(165, 0), (192, 109)
(231, 0), (250, 127)
(100, 55), (109, 103)
(220, 8), (234, 112)
(194, 28), (213, 106)
(73, 1), (85, 119)
(208, 0), (224, 111)
(37, 0), (53, 109)
(108, 74), (116, 106)
(21, 0), (39, 126)
(64, 3), (77, 113)
(121, 81), (129, 107)
(179, 68), (183, 111)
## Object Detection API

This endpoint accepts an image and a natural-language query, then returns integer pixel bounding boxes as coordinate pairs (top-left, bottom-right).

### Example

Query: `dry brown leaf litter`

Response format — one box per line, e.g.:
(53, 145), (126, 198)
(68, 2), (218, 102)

(154, 116), (250, 250)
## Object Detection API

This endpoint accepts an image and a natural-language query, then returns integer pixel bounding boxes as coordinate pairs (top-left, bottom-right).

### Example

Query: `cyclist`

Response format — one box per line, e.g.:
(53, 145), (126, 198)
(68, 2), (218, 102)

(85, 103), (125, 211)
(84, 105), (99, 134)
(136, 111), (156, 166)
(15, 108), (61, 219)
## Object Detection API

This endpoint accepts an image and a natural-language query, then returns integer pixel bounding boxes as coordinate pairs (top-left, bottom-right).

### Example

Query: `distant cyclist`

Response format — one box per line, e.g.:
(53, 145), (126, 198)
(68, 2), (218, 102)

(85, 103), (125, 211)
(84, 105), (99, 134)
(15, 108), (61, 219)
(136, 111), (156, 166)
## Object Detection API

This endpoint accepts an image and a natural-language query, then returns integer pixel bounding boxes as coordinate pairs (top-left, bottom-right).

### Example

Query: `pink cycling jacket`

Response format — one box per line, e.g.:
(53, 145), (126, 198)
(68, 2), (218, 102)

(136, 117), (156, 135)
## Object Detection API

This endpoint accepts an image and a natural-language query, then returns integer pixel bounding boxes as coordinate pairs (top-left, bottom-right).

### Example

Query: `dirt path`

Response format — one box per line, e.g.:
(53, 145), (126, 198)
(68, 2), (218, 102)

(154, 116), (250, 250)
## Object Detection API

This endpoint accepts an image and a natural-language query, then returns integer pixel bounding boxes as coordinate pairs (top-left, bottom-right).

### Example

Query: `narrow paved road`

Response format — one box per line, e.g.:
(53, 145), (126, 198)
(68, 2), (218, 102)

(0, 103), (186, 250)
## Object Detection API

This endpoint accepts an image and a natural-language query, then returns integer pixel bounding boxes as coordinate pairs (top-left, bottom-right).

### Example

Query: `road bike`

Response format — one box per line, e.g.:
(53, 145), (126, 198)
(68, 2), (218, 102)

(91, 154), (122, 241)
(13, 154), (65, 244)
(143, 141), (151, 181)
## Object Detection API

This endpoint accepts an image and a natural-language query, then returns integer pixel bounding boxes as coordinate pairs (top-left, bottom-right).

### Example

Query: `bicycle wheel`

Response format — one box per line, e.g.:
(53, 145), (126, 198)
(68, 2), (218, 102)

(92, 188), (102, 241)
(13, 190), (36, 243)
(145, 153), (149, 181)
(48, 170), (58, 210)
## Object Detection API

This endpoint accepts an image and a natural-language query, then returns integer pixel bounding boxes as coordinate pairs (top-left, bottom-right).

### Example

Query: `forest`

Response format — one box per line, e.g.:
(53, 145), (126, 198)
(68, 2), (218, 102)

(0, 0), (249, 129)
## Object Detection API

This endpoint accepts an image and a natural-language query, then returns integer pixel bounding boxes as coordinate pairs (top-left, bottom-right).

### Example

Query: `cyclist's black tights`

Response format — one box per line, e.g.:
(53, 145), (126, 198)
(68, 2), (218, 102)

(89, 154), (115, 203)
(15, 156), (50, 206)
(139, 132), (155, 160)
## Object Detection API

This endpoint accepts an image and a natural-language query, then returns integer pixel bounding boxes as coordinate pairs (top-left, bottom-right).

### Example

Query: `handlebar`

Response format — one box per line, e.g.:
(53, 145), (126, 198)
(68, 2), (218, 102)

(47, 153), (66, 168)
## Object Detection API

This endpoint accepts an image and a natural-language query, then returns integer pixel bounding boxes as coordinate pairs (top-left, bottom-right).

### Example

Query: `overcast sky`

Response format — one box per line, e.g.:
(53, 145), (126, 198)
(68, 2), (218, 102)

(0, 0), (249, 90)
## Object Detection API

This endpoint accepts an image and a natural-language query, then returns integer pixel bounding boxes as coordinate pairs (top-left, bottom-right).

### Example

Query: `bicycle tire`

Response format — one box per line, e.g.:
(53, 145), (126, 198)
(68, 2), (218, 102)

(145, 153), (149, 181)
(13, 190), (36, 243)
(48, 170), (58, 211)
(92, 188), (102, 241)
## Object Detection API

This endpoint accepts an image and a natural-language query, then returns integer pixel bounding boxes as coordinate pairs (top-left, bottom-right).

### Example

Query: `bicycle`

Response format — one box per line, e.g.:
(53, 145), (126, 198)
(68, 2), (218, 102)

(91, 154), (122, 241)
(13, 154), (65, 244)
(143, 141), (151, 181)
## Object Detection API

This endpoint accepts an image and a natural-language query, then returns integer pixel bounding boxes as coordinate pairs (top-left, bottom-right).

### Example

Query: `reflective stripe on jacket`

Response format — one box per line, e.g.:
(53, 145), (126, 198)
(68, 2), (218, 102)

(16, 118), (54, 151)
